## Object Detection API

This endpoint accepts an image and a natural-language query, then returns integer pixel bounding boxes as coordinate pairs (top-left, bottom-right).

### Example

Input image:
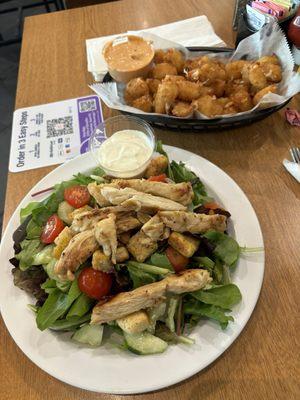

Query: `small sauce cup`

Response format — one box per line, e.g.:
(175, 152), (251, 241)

(103, 35), (154, 83)
(89, 115), (155, 178)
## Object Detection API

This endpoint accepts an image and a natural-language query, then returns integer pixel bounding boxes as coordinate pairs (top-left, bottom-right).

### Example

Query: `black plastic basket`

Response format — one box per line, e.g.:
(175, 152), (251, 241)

(103, 46), (290, 131)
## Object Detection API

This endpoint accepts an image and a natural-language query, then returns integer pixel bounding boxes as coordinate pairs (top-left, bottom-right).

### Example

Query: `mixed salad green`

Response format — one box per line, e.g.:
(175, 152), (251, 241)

(11, 141), (242, 354)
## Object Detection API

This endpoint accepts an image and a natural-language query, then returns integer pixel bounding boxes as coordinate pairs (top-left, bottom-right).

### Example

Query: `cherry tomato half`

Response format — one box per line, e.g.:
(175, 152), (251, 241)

(78, 267), (113, 300)
(147, 173), (167, 182)
(64, 185), (91, 208)
(204, 202), (220, 210)
(166, 246), (189, 273)
(41, 214), (65, 244)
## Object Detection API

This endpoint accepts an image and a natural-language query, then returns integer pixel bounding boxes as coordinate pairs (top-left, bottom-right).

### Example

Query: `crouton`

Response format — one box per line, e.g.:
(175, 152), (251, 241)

(168, 232), (200, 257)
(127, 230), (158, 262)
(117, 311), (150, 334)
(92, 249), (112, 272)
(118, 232), (131, 245)
(116, 246), (130, 263)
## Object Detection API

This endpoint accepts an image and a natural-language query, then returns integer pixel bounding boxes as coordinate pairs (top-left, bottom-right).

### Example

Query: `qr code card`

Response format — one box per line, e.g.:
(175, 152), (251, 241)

(9, 95), (104, 172)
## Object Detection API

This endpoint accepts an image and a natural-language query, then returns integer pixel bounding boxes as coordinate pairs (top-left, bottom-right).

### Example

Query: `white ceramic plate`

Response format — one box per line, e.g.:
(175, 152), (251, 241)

(0, 146), (264, 394)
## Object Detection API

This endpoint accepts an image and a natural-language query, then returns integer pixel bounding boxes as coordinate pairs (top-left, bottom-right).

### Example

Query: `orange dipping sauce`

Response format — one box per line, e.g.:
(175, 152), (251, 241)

(103, 35), (154, 82)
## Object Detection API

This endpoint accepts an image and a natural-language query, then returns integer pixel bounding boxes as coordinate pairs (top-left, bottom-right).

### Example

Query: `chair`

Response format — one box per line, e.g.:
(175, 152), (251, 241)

(0, 0), (66, 46)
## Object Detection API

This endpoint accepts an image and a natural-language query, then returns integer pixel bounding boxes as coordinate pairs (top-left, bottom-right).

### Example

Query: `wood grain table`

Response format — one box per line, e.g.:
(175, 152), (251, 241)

(1, 0), (299, 399)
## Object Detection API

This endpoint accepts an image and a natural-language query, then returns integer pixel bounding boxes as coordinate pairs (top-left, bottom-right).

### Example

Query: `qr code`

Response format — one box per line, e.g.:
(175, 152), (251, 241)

(78, 98), (97, 113)
(46, 116), (73, 138)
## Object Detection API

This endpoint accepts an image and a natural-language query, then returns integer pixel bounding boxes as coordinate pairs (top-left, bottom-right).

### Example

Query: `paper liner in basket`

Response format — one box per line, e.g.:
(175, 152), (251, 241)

(89, 23), (300, 120)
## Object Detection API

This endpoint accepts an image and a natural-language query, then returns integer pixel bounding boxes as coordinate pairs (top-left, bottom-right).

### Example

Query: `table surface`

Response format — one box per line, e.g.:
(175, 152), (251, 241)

(1, 0), (299, 399)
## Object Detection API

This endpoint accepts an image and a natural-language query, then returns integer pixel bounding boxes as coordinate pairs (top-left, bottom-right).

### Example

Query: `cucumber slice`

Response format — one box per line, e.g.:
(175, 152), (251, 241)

(72, 324), (103, 346)
(124, 331), (168, 355)
(57, 201), (74, 225)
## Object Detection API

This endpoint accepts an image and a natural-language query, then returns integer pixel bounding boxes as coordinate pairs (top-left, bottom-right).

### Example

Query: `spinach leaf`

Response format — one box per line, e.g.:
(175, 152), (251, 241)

(149, 253), (173, 271)
(49, 314), (91, 331)
(169, 160), (211, 207)
(192, 180), (213, 206)
(183, 299), (234, 329)
(15, 239), (44, 270)
(169, 160), (197, 183)
(202, 231), (240, 267)
(127, 261), (171, 289)
(36, 289), (70, 331)
(36, 279), (81, 331)
(127, 261), (171, 276)
(91, 166), (106, 177)
(155, 140), (168, 158)
(67, 279), (81, 301)
(40, 278), (57, 294)
(126, 263), (157, 289)
(155, 322), (194, 345)
(127, 264), (157, 289)
(56, 280), (72, 292)
(213, 259), (224, 284)
(193, 256), (215, 271)
(66, 293), (95, 320)
(191, 284), (242, 309)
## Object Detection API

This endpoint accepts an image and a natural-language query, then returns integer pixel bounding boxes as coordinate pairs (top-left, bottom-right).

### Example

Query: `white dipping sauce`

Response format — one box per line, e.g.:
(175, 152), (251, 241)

(98, 129), (153, 177)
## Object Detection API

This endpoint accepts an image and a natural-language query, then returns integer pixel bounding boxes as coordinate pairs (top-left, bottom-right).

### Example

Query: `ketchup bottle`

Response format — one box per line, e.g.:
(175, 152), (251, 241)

(287, 7), (300, 65)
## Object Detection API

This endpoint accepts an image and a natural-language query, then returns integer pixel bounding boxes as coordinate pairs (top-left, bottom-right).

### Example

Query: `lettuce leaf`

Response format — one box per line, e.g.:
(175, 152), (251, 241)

(24, 170), (103, 231)
(20, 202), (40, 223)
(15, 239), (44, 270)
(12, 266), (48, 303)
(202, 231), (240, 267)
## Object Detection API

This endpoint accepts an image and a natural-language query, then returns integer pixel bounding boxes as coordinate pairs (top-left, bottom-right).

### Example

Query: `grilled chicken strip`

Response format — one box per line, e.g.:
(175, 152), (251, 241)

(88, 182), (111, 207)
(112, 179), (194, 206)
(101, 187), (186, 213)
(71, 208), (141, 234)
(54, 230), (98, 280)
(71, 208), (114, 233)
(158, 211), (227, 233)
(95, 214), (118, 264)
(91, 269), (211, 324)
(141, 214), (170, 241)
(115, 213), (142, 233)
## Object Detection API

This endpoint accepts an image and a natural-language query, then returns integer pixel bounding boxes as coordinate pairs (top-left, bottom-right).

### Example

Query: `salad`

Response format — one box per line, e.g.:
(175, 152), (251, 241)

(10, 141), (242, 355)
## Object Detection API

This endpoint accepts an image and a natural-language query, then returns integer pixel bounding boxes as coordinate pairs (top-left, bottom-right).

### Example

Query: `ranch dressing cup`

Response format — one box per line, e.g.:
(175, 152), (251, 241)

(89, 115), (155, 178)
